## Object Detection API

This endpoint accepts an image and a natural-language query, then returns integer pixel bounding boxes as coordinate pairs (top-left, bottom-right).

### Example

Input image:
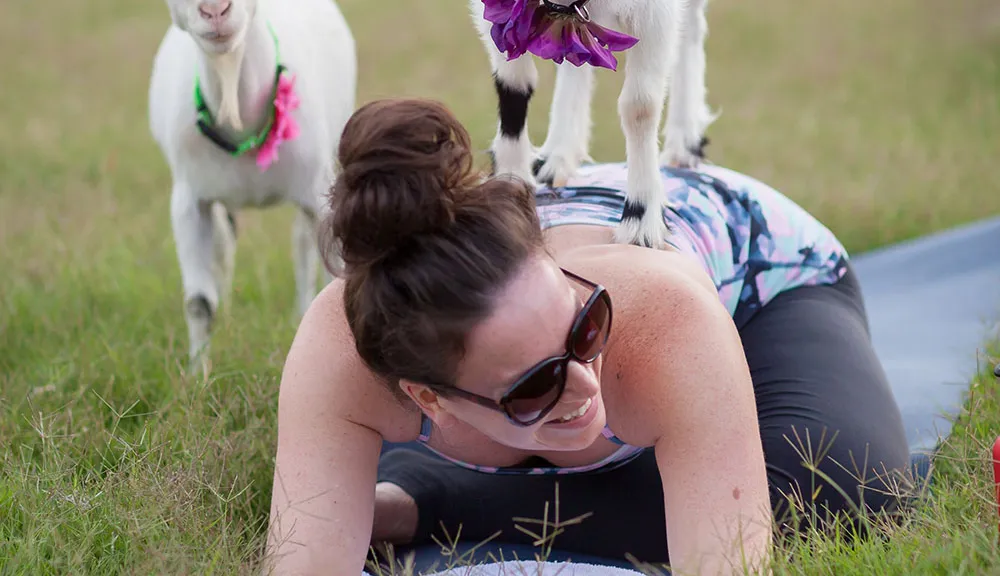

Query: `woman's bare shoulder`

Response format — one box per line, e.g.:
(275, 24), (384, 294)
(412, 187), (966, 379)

(561, 244), (743, 445)
(278, 278), (422, 443)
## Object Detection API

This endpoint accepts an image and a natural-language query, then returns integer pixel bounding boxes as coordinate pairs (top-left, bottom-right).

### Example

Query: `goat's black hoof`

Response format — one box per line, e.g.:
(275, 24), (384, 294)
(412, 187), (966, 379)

(690, 135), (711, 159)
(994, 362), (1000, 378)
(532, 157), (556, 186)
(531, 157), (547, 178)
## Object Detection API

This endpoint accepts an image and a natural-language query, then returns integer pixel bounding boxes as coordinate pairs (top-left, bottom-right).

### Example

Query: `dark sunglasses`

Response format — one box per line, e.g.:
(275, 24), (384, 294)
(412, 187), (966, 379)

(441, 268), (613, 426)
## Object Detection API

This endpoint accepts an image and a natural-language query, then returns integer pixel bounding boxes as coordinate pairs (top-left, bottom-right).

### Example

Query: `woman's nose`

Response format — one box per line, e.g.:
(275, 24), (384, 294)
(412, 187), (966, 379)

(558, 359), (600, 404)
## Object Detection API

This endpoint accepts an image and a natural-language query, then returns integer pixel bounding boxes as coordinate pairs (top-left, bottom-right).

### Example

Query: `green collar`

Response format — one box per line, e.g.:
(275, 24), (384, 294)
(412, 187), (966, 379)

(193, 22), (284, 156)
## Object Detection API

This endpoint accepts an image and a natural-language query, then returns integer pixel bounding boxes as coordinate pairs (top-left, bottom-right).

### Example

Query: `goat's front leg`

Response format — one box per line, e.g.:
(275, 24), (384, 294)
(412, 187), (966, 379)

(170, 184), (220, 380)
(661, 0), (716, 168)
(489, 57), (539, 186)
(469, 0), (539, 185)
(613, 6), (681, 249)
(535, 62), (595, 187)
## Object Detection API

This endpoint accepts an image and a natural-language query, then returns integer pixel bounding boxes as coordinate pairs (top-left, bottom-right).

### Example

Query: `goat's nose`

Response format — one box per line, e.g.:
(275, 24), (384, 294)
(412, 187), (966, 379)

(198, 0), (232, 22)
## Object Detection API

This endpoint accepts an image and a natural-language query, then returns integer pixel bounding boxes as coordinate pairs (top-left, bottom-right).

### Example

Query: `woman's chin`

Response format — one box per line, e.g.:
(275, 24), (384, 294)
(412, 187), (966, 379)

(535, 395), (607, 450)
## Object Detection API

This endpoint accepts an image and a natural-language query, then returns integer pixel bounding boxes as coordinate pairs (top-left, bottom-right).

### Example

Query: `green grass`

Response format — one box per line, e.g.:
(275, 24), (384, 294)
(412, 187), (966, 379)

(1, 0), (999, 573)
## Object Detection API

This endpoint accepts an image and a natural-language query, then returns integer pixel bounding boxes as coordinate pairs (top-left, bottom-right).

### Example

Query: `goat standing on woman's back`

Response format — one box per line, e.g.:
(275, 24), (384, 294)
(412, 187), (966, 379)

(148, 0), (357, 378)
(470, 0), (717, 249)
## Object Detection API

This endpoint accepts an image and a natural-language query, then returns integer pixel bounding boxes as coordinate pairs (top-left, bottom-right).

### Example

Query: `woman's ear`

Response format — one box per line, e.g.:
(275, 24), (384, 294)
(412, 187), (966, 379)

(399, 380), (459, 429)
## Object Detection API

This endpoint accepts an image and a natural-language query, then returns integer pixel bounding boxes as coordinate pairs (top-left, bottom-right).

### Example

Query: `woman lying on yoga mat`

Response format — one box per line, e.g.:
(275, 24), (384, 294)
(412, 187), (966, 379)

(263, 98), (911, 575)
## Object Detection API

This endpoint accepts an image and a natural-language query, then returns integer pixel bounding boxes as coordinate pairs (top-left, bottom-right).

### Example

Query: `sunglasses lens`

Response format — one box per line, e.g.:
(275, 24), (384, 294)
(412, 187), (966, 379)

(505, 360), (566, 424)
(572, 291), (611, 361)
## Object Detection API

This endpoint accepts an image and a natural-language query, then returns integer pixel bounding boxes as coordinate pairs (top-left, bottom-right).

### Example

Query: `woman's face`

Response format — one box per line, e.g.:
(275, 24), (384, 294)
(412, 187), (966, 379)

(425, 254), (609, 452)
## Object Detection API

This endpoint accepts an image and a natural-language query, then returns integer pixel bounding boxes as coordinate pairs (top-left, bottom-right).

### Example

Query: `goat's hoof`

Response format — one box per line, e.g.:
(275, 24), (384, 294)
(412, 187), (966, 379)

(532, 153), (581, 189)
(532, 156), (556, 187)
(186, 341), (213, 382)
(692, 135), (710, 159)
(662, 135), (709, 170)
(187, 353), (212, 382)
(184, 295), (215, 381)
(490, 163), (540, 189)
(486, 150), (538, 186)
(531, 156), (548, 180)
(199, 354), (212, 381)
(614, 200), (669, 250)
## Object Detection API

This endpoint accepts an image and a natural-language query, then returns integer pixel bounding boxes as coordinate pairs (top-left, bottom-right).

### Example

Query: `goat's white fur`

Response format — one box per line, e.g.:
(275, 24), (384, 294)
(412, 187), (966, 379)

(149, 0), (356, 378)
(469, 0), (717, 249)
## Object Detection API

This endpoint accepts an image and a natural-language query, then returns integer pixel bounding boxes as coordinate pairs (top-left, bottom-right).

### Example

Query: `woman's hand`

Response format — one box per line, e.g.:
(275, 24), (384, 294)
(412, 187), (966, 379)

(372, 482), (419, 544)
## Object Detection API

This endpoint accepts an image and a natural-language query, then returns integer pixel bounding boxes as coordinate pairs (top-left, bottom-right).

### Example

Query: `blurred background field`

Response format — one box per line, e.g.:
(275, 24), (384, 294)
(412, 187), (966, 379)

(1, 0), (999, 573)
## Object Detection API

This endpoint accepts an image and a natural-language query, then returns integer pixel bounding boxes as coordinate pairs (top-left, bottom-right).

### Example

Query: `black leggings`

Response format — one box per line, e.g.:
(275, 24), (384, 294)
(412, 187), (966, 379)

(377, 263), (911, 563)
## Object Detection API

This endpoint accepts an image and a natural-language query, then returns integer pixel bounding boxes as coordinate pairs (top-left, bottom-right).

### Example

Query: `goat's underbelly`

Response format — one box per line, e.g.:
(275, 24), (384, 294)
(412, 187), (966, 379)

(198, 185), (287, 209)
(184, 161), (308, 209)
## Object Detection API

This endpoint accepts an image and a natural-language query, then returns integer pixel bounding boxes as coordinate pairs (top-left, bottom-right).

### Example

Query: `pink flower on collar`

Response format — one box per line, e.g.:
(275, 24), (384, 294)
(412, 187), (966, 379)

(256, 71), (301, 171)
(483, 0), (639, 70)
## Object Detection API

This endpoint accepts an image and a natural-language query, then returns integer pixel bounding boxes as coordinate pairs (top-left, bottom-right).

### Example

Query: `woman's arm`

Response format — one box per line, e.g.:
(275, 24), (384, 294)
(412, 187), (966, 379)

(266, 388), (380, 575)
(609, 257), (773, 575)
(263, 286), (414, 575)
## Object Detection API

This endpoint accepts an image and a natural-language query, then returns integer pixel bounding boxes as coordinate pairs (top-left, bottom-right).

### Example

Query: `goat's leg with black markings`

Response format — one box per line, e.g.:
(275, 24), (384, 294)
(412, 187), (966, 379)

(613, 1), (683, 249)
(171, 186), (235, 380)
(469, 0), (539, 185)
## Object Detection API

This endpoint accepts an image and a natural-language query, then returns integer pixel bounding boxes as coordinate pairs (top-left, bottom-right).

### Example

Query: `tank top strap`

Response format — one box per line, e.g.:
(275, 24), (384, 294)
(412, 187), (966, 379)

(417, 412), (433, 443)
(601, 424), (628, 446)
(423, 414), (629, 447)
(413, 413), (645, 474)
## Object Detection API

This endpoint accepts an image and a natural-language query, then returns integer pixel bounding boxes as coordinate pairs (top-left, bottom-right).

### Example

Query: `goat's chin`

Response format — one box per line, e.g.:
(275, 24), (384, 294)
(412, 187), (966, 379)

(192, 22), (248, 55)
(196, 34), (239, 55)
(199, 41), (234, 55)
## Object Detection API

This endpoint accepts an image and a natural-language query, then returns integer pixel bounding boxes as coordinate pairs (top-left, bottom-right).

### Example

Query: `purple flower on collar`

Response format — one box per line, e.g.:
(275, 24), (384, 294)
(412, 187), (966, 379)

(483, 0), (639, 70)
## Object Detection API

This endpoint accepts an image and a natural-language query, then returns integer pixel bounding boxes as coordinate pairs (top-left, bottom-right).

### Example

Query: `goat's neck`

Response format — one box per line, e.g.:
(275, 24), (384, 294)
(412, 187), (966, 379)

(195, 14), (277, 135)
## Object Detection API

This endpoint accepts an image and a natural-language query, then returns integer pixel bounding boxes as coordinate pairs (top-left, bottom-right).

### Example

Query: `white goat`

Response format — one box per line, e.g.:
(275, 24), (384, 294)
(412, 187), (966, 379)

(469, 0), (716, 249)
(148, 0), (356, 378)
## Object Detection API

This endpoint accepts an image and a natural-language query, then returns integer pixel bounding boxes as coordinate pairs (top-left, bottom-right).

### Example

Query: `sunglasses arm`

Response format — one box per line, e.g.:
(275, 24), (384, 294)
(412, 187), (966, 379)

(434, 385), (508, 414)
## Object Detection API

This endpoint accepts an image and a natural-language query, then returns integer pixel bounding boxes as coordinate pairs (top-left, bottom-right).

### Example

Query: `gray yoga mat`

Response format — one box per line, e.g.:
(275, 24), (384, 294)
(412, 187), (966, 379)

(367, 215), (1000, 575)
(851, 215), (1000, 455)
